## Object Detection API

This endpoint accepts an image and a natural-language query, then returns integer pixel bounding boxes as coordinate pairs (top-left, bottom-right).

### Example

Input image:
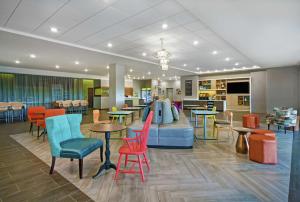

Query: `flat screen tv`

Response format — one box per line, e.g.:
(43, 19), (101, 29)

(227, 82), (249, 94)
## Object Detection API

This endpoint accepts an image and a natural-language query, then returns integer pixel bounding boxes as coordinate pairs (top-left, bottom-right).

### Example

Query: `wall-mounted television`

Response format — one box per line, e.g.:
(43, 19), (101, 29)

(227, 82), (249, 94)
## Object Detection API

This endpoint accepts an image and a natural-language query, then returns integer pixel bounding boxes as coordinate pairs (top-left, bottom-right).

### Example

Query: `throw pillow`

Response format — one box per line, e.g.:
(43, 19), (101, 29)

(142, 106), (150, 122)
(171, 105), (179, 121)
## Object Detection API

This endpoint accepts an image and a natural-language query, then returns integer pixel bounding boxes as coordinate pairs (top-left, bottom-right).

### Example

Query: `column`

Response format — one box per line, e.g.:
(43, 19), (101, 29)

(108, 63), (125, 109)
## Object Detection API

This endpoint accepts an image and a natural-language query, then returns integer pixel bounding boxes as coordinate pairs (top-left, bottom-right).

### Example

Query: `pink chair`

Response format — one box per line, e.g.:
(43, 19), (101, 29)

(114, 111), (154, 182)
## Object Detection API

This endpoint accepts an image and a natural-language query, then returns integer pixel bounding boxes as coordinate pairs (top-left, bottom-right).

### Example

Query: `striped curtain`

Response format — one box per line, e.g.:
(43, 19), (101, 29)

(0, 73), (84, 107)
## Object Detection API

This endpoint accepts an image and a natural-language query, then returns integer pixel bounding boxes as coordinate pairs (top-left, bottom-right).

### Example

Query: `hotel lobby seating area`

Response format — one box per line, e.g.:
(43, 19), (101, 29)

(0, 1), (300, 202)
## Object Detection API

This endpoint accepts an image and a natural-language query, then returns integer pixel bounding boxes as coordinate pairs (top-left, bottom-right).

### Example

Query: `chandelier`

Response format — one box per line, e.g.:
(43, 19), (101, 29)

(154, 38), (170, 71)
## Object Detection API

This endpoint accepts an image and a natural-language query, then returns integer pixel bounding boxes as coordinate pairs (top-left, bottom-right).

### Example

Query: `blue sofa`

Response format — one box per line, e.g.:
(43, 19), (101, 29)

(128, 101), (194, 148)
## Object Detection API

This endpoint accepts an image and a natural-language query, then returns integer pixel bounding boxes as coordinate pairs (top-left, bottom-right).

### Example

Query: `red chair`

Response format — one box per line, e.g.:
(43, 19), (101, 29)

(36, 109), (65, 141)
(115, 111), (154, 182)
(27, 106), (46, 135)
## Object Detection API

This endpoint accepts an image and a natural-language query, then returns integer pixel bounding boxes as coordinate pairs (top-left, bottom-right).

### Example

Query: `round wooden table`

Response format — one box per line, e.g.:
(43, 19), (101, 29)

(90, 124), (126, 178)
(233, 127), (253, 154)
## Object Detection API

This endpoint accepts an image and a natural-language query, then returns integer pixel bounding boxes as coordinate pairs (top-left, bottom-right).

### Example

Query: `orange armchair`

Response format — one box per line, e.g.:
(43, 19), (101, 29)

(27, 106), (46, 135)
(36, 109), (65, 141)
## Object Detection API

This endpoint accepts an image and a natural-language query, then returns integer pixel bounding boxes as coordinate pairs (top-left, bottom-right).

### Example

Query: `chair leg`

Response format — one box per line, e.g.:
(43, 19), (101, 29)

(268, 124), (270, 130)
(143, 153), (150, 172)
(137, 155), (145, 182)
(43, 129), (47, 142)
(79, 159), (83, 179)
(29, 122), (33, 133)
(49, 157), (56, 174)
(125, 154), (128, 167)
(114, 154), (123, 180)
(37, 126), (40, 139)
(293, 126), (295, 134)
(70, 158), (73, 161)
(100, 146), (103, 162)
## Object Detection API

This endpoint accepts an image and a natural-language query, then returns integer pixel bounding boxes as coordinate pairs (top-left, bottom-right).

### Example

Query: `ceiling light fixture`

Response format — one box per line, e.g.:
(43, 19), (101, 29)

(106, 65), (110, 69)
(147, 71), (151, 75)
(225, 57), (231, 61)
(142, 76), (145, 79)
(30, 54), (36, 58)
(193, 40), (199, 45)
(75, 61), (79, 65)
(212, 50), (218, 55)
(162, 23), (168, 30)
(55, 65), (60, 69)
(154, 38), (170, 71)
(129, 68), (133, 72)
(15, 60), (20, 64)
(50, 27), (58, 33)
(235, 62), (239, 66)
(162, 73), (166, 77)
(107, 42), (112, 48)
(183, 64), (187, 67)
(84, 68), (88, 72)
(196, 67), (200, 71)
(142, 52), (147, 56)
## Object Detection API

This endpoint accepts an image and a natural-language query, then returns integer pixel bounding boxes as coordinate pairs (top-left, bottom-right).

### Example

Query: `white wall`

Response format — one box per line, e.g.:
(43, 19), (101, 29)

(266, 66), (299, 113)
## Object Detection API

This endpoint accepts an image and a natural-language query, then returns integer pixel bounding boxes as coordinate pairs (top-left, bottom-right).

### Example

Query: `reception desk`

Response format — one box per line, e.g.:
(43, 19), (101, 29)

(183, 99), (226, 112)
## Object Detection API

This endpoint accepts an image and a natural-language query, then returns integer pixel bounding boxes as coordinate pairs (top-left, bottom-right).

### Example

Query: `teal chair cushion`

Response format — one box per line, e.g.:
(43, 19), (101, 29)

(142, 106), (150, 121)
(171, 105), (179, 121)
(162, 99), (173, 124)
(60, 138), (103, 159)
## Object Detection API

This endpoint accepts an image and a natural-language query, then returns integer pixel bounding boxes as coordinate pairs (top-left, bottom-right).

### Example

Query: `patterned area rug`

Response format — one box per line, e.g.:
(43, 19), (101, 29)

(11, 123), (292, 202)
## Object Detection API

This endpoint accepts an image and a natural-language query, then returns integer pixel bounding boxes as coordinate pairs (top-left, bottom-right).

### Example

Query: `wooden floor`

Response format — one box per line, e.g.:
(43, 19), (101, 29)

(10, 120), (292, 202)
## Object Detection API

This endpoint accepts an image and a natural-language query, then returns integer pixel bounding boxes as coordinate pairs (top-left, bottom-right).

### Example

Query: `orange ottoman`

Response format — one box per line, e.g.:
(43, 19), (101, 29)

(248, 134), (277, 164)
(252, 129), (276, 138)
(243, 114), (260, 128)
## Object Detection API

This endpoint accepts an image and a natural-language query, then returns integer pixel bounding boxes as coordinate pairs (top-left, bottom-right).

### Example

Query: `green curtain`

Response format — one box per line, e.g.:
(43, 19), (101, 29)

(0, 73), (84, 107)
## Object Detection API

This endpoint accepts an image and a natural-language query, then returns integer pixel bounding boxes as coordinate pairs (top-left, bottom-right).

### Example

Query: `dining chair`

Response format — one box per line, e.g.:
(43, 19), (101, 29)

(0, 102), (10, 123)
(93, 109), (111, 124)
(46, 114), (103, 179)
(213, 111), (234, 140)
(27, 106), (46, 135)
(114, 111), (154, 182)
(36, 109), (66, 141)
(10, 102), (24, 122)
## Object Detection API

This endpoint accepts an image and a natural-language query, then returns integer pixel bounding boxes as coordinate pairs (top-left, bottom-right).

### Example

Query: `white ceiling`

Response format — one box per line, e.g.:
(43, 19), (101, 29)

(0, 0), (299, 77)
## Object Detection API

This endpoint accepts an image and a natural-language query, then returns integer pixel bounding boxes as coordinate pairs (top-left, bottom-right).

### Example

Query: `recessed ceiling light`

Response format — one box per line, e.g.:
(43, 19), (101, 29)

(30, 54), (36, 58)
(84, 68), (88, 72)
(55, 65), (60, 69)
(242, 66), (247, 69)
(225, 57), (230, 61)
(50, 27), (58, 33)
(162, 23), (168, 29)
(215, 70), (219, 72)
(106, 65), (110, 69)
(133, 77), (136, 79)
(212, 50), (218, 55)
(142, 52), (147, 56)
(233, 68), (237, 70)
(252, 65), (260, 68)
(107, 42), (112, 48)
(75, 61), (80, 65)
(193, 40), (199, 45)
(157, 77), (160, 80)
(235, 62), (239, 66)
(147, 71), (151, 75)
(196, 67), (200, 71)
(162, 73), (166, 77)
(142, 76), (145, 79)
(183, 64), (187, 67)
(129, 68), (133, 72)
(15, 60), (20, 64)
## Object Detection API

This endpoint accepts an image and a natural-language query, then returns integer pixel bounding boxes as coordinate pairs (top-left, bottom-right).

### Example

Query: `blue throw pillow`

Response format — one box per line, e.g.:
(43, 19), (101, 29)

(142, 106), (150, 122)
(162, 99), (173, 124)
(171, 105), (179, 121)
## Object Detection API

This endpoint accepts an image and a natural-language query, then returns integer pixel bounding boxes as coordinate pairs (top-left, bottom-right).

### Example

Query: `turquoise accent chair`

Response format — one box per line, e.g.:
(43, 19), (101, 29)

(46, 114), (103, 179)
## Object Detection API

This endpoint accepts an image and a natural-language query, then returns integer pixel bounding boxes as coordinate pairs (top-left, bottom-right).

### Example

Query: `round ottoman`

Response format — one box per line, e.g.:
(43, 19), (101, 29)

(252, 129), (276, 138)
(248, 134), (277, 164)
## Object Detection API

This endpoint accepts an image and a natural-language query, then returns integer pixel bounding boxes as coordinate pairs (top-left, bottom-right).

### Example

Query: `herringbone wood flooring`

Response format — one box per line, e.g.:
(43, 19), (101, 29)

(10, 121), (292, 202)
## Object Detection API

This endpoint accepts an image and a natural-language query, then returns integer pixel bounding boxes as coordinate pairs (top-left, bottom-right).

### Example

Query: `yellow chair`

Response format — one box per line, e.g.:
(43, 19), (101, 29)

(111, 106), (126, 124)
(207, 106), (217, 122)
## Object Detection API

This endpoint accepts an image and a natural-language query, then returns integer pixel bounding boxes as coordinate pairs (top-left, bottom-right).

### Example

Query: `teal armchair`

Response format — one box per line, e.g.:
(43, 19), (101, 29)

(46, 114), (103, 178)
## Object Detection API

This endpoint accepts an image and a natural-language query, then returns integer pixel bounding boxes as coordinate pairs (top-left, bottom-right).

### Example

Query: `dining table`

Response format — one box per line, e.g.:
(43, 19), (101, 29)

(90, 123), (127, 178)
(192, 110), (219, 141)
(121, 107), (143, 118)
(107, 111), (134, 125)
